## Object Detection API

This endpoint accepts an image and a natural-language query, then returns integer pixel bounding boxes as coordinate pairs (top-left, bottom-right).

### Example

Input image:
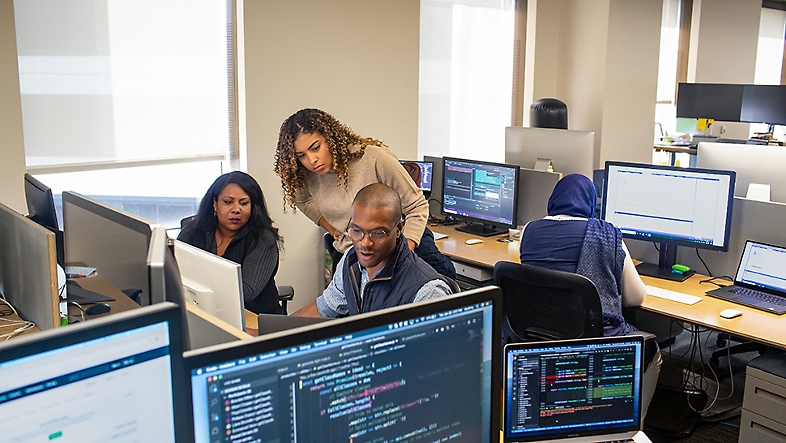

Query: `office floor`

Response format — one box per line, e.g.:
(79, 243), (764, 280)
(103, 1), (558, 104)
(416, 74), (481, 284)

(646, 326), (759, 443)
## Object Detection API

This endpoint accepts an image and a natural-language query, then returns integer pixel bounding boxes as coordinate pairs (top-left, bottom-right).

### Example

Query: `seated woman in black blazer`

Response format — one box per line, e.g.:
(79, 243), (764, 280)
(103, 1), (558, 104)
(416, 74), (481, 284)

(178, 171), (283, 314)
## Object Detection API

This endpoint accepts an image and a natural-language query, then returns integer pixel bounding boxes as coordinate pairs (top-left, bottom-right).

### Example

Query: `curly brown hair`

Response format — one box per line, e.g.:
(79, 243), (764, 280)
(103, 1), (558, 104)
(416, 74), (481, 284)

(273, 108), (387, 211)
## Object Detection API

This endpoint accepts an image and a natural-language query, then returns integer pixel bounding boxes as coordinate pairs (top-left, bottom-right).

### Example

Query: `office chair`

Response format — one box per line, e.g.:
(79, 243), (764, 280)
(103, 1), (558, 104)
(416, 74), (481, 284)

(710, 334), (768, 367)
(493, 261), (603, 342)
(179, 215), (295, 315)
(530, 98), (568, 129)
(442, 275), (461, 294)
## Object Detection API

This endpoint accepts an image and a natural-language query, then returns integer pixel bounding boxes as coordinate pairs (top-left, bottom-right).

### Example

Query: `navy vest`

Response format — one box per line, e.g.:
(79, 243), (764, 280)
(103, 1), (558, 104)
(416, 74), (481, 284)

(343, 236), (445, 315)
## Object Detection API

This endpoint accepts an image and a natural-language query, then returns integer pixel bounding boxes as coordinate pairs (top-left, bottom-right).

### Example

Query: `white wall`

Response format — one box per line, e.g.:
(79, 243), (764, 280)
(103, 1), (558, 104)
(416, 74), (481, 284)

(0, 0), (29, 213)
(243, 0), (420, 311)
(526, 0), (661, 169)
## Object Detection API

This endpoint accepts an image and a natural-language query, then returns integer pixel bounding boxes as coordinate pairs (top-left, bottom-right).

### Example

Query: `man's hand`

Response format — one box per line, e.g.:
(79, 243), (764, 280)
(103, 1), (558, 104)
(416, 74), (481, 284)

(291, 301), (322, 318)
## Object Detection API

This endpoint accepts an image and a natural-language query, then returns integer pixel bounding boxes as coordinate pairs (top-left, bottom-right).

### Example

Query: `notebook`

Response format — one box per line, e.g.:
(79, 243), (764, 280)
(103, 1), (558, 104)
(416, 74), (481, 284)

(503, 336), (651, 443)
(705, 240), (786, 315)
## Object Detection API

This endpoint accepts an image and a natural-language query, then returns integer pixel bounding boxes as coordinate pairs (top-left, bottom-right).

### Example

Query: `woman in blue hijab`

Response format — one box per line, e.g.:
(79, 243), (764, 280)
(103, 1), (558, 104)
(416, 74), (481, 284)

(519, 173), (659, 419)
(518, 173), (647, 336)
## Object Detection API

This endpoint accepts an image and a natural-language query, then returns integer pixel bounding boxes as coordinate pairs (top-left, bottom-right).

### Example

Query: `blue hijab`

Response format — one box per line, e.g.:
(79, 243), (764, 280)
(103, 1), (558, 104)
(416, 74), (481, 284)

(547, 174), (597, 218)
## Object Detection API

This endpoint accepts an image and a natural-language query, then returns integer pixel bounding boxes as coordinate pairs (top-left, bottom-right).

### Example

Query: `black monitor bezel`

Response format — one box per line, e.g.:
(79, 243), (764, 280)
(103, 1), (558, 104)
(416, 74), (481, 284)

(24, 173), (59, 230)
(0, 302), (191, 442)
(440, 157), (520, 229)
(601, 161), (736, 252)
(398, 159), (434, 191)
(184, 286), (503, 443)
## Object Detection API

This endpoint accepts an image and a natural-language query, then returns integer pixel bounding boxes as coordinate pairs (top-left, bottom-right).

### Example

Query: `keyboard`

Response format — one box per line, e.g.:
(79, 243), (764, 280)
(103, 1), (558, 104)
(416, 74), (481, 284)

(646, 286), (702, 305)
(729, 286), (786, 307)
(432, 231), (448, 240)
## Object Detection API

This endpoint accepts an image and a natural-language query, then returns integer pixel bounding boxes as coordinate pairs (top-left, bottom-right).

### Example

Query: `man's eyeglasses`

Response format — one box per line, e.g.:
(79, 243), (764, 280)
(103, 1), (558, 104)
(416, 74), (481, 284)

(347, 226), (391, 242)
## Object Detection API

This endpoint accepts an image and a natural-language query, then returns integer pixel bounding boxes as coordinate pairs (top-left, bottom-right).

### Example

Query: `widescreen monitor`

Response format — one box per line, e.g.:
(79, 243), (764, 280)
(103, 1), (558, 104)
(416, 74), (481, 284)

(399, 160), (434, 192)
(602, 162), (735, 281)
(63, 191), (155, 305)
(173, 239), (245, 331)
(504, 126), (595, 178)
(442, 157), (520, 236)
(740, 84), (786, 127)
(185, 287), (502, 443)
(675, 83), (745, 122)
(0, 302), (190, 441)
(697, 142), (786, 203)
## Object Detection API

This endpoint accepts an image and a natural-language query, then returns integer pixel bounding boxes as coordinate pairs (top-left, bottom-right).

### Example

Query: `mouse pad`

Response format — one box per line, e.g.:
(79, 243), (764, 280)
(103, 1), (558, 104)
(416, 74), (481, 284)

(66, 280), (115, 303)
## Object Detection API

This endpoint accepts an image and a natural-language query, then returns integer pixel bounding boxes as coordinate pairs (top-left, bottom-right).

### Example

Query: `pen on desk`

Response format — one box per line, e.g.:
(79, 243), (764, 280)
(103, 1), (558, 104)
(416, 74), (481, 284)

(66, 273), (87, 278)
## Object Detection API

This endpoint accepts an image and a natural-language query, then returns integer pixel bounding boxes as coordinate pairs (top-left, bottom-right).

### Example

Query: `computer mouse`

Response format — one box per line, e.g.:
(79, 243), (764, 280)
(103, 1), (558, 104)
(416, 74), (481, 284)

(719, 308), (742, 319)
(85, 303), (112, 316)
(465, 239), (483, 245)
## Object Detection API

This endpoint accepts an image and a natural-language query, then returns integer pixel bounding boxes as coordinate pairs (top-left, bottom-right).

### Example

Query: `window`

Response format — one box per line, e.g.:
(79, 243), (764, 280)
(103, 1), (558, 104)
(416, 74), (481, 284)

(418, 0), (515, 163)
(14, 0), (236, 227)
(654, 0), (682, 141)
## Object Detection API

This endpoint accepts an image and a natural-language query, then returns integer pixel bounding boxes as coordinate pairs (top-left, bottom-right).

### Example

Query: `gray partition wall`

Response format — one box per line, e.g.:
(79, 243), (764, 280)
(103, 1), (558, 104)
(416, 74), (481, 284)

(424, 155), (443, 218)
(697, 142), (786, 203)
(626, 197), (786, 278)
(0, 202), (59, 329)
(516, 168), (562, 226)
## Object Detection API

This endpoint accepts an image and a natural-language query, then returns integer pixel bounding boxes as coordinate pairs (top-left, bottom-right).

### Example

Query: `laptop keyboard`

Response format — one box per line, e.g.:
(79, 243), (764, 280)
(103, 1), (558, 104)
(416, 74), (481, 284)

(730, 286), (786, 306)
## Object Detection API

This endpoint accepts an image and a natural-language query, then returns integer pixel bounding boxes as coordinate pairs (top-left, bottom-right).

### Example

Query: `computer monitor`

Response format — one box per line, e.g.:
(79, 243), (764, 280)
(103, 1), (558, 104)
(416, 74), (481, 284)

(504, 126), (595, 178)
(442, 157), (520, 236)
(24, 173), (65, 266)
(185, 287), (502, 443)
(0, 202), (60, 330)
(697, 142), (786, 204)
(148, 227), (191, 351)
(0, 302), (190, 442)
(675, 83), (745, 122)
(602, 162), (735, 281)
(62, 191), (155, 305)
(24, 173), (59, 230)
(399, 160), (434, 192)
(173, 239), (245, 331)
(740, 84), (786, 127)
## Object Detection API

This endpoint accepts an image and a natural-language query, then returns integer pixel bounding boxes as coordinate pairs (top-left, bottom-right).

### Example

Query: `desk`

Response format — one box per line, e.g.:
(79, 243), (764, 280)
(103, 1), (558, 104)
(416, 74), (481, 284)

(430, 225), (786, 350)
(67, 274), (140, 321)
(653, 144), (696, 167)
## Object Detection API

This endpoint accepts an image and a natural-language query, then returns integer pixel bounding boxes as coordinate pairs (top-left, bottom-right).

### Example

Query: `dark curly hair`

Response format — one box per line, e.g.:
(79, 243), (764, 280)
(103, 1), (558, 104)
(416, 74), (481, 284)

(273, 108), (387, 211)
(180, 171), (282, 249)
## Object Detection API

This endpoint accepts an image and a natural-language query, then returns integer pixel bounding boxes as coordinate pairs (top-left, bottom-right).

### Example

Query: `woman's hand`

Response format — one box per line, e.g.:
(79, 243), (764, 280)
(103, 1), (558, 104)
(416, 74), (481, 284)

(332, 230), (344, 241)
(319, 216), (344, 242)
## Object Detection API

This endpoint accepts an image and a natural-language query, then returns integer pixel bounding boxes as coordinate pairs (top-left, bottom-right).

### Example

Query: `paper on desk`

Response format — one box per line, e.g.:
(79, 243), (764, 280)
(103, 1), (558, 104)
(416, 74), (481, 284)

(65, 265), (97, 276)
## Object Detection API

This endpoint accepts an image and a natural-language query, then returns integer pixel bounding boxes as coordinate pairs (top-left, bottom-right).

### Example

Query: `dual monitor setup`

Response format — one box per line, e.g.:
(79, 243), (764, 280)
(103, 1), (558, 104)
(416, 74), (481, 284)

(19, 174), (249, 332)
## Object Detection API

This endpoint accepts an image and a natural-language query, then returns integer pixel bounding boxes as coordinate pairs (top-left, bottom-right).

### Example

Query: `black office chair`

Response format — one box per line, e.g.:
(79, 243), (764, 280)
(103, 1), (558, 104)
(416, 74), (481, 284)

(710, 334), (769, 367)
(442, 275), (461, 294)
(493, 261), (603, 342)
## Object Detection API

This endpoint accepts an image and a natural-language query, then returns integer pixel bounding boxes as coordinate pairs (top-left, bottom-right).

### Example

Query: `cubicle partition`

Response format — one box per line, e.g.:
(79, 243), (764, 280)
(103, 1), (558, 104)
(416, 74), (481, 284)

(626, 197), (786, 279)
(697, 142), (786, 203)
(0, 202), (60, 330)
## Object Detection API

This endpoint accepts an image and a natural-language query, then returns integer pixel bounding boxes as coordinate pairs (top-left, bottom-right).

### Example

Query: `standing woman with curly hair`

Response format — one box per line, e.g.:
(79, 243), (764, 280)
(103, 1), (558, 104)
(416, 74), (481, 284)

(273, 108), (429, 258)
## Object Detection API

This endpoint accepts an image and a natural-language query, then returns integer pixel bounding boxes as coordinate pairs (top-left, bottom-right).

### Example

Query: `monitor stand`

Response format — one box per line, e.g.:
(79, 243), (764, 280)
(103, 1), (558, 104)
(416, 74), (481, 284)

(636, 243), (695, 283)
(456, 223), (507, 237)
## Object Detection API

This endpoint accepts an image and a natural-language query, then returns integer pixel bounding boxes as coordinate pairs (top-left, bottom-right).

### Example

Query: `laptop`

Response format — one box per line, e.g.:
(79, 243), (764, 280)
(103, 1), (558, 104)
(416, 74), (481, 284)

(503, 336), (650, 443)
(705, 240), (786, 315)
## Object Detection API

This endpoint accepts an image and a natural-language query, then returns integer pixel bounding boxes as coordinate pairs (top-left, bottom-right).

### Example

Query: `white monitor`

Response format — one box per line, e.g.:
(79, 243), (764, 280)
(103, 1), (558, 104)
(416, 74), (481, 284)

(697, 142), (786, 204)
(173, 240), (245, 331)
(505, 126), (595, 178)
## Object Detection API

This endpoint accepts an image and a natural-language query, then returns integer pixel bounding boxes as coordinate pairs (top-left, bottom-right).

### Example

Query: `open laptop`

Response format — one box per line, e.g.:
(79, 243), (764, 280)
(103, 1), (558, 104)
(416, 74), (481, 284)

(705, 240), (786, 315)
(256, 312), (331, 335)
(503, 336), (650, 443)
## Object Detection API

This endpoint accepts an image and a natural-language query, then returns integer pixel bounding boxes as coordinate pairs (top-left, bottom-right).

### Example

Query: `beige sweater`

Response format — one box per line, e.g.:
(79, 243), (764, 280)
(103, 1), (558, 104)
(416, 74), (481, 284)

(294, 145), (429, 253)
